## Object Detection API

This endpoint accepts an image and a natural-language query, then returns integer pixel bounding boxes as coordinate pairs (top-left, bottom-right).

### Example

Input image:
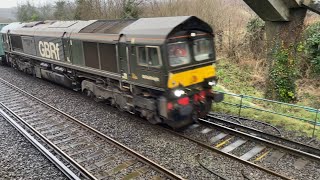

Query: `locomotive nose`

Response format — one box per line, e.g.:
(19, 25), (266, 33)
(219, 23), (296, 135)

(167, 65), (216, 89)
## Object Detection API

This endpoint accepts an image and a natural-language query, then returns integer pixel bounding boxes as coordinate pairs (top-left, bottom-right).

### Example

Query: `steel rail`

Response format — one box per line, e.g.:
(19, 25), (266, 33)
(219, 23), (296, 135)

(0, 102), (97, 180)
(0, 77), (184, 180)
(163, 127), (292, 180)
(0, 107), (81, 180)
(199, 118), (320, 162)
(206, 114), (320, 157)
(195, 154), (229, 180)
(218, 113), (283, 137)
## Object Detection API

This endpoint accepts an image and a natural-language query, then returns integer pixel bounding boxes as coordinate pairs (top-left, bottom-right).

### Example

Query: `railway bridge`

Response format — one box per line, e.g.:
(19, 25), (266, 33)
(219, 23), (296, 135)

(242, 0), (320, 54)
(243, 0), (320, 21)
(242, 0), (320, 100)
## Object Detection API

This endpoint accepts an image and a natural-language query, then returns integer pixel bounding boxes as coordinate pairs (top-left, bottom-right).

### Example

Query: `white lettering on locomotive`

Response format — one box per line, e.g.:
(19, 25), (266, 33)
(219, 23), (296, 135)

(39, 41), (60, 60)
(142, 75), (160, 82)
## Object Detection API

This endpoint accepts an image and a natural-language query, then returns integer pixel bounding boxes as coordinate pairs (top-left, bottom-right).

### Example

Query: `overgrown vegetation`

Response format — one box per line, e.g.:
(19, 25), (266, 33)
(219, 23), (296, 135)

(212, 88), (320, 138)
(216, 58), (264, 97)
(267, 45), (298, 102)
(16, 2), (42, 21)
(304, 22), (320, 76)
(16, 0), (145, 21)
(246, 17), (265, 60)
(214, 57), (320, 139)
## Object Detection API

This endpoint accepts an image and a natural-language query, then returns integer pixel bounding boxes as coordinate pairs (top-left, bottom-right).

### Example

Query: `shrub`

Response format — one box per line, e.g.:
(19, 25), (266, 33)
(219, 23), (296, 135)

(245, 17), (265, 60)
(304, 22), (320, 76)
(267, 44), (298, 102)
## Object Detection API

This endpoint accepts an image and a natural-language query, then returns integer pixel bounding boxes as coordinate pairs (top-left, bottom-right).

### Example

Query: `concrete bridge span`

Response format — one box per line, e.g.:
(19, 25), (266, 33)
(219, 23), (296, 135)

(243, 0), (320, 21)
(241, 0), (320, 100)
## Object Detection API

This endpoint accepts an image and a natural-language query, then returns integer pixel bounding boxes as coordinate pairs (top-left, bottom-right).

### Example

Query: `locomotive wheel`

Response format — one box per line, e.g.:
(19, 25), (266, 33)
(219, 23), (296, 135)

(83, 89), (93, 98)
(191, 110), (199, 122)
(146, 113), (162, 125)
(109, 98), (116, 107)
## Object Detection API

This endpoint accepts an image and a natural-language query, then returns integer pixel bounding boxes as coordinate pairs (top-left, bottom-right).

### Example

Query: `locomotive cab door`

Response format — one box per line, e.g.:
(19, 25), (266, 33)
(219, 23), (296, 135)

(118, 35), (130, 81)
(62, 32), (72, 63)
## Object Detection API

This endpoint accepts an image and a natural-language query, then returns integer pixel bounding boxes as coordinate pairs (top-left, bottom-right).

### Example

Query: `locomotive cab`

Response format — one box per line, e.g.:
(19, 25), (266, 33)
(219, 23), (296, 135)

(158, 20), (223, 128)
(119, 16), (223, 128)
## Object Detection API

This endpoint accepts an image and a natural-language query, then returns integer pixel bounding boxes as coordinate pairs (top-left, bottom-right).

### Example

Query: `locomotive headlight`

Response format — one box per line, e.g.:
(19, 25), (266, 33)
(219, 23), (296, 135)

(174, 89), (185, 97)
(208, 80), (216, 86)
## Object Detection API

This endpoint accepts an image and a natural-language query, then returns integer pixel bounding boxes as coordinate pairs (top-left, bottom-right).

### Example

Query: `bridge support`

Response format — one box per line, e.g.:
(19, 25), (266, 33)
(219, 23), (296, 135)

(265, 8), (307, 101)
(243, 0), (310, 102)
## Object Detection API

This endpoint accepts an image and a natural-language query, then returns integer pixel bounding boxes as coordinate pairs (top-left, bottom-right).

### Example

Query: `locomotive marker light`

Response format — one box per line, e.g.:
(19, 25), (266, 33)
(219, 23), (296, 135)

(208, 80), (216, 86)
(174, 89), (185, 97)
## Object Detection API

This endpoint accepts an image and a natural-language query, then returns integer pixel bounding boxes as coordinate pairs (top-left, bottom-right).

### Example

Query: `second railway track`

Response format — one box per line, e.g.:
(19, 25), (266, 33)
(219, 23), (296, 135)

(164, 116), (320, 180)
(0, 77), (183, 180)
(206, 113), (320, 157)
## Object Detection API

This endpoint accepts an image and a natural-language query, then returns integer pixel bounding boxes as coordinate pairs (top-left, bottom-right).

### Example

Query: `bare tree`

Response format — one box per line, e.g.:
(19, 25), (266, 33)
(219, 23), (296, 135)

(37, 3), (54, 20)
(73, 0), (145, 20)
(54, 0), (76, 20)
(16, 1), (41, 21)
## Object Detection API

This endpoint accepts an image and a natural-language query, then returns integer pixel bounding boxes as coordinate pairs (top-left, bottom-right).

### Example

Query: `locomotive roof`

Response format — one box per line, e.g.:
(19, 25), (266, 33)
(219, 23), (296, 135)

(0, 20), (96, 37)
(1, 16), (213, 44)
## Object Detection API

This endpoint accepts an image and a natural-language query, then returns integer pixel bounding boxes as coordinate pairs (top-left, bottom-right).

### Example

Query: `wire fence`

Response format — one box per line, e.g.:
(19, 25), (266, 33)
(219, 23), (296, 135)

(213, 91), (319, 138)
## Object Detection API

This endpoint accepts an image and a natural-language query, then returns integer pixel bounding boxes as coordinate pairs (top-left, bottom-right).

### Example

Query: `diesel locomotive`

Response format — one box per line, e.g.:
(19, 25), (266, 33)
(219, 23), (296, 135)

(0, 16), (223, 128)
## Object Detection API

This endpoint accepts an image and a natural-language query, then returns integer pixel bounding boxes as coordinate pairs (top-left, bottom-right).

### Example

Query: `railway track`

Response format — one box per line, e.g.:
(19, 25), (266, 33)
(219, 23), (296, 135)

(165, 115), (320, 180)
(0, 78), (183, 180)
(206, 113), (320, 156)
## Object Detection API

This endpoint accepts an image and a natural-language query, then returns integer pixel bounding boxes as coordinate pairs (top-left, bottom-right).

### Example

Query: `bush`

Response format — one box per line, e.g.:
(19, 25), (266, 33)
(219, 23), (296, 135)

(246, 17), (265, 33)
(267, 44), (298, 102)
(245, 17), (265, 59)
(304, 22), (320, 76)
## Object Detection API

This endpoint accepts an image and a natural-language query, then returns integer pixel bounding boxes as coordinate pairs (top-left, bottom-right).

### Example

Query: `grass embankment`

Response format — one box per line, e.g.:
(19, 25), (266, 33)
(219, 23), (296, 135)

(213, 58), (320, 139)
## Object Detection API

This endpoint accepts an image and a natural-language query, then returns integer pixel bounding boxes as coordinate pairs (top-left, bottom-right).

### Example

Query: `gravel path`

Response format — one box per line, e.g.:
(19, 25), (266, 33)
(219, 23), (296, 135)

(0, 67), (286, 179)
(0, 116), (67, 180)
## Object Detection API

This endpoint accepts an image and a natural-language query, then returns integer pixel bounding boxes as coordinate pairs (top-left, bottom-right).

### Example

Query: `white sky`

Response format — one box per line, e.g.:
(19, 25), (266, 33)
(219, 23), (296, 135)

(1, 0), (25, 8)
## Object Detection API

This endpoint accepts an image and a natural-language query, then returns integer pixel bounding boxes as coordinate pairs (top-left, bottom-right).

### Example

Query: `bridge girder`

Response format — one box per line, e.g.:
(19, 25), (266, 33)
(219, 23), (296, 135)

(243, 0), (319, 22)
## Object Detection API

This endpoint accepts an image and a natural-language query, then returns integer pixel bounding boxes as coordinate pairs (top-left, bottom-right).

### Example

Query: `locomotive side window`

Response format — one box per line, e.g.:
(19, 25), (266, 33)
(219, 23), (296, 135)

(193, 38), (213, 61)
(10, 35), (23, 51)
(137, 46), (161, 68)
(148, 47), (160, 66)
(137, 46), (147, 65)
(168, 42), (190, 67)
(21, 36), (36, 56)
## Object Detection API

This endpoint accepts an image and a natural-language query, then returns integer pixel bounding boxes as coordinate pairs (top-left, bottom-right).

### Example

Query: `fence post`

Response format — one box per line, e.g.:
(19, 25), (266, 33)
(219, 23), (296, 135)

(313, 109), (319, 138)
(238, 95), (243, 119)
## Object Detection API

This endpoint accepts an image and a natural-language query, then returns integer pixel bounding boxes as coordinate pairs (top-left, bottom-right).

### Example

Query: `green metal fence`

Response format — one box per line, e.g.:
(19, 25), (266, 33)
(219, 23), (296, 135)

(213, 90), (319, 138)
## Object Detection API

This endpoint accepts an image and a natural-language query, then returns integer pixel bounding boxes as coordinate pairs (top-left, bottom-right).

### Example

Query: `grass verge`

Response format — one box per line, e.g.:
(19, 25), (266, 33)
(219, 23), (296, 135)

(214, 59), (320, 139)
(212, 86), (319, 139)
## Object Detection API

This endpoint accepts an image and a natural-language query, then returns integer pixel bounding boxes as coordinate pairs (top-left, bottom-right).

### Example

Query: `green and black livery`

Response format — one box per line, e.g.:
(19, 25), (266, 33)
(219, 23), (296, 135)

(0, 16), (223, 128)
